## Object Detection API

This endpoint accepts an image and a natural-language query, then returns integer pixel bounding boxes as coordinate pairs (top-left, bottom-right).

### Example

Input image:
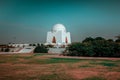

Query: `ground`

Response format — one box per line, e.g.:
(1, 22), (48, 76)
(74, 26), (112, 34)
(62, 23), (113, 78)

(0, 53), (120, 80)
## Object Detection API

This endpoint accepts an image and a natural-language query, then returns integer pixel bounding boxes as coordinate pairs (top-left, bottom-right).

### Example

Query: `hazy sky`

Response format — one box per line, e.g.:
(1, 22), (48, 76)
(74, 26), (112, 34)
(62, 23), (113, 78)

(0, 0), (120, 43)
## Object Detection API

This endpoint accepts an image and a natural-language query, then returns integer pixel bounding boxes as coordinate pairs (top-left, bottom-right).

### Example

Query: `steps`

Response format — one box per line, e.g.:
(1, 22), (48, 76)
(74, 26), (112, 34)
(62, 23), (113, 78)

(18, 46), (35, 53)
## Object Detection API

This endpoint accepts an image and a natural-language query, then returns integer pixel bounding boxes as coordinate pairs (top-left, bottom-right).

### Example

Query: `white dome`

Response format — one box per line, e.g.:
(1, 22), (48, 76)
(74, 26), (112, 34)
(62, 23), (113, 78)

(52, 24), (66, 32)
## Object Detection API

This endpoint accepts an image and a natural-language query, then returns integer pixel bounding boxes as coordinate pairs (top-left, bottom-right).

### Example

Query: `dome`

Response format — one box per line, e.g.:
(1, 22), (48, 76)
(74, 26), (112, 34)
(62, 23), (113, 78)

(52, 24), (66, 32)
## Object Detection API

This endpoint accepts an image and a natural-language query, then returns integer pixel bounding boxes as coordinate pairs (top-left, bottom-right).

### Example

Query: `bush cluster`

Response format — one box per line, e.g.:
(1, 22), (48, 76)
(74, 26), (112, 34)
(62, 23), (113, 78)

(34, 44), (48, 53)
(64, 37), (120, 57)
(0, 48), (10, 52)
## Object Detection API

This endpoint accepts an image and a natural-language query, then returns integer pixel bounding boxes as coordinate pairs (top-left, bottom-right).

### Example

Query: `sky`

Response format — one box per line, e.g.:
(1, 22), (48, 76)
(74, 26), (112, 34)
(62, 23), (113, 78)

(0, 0), (120, 44)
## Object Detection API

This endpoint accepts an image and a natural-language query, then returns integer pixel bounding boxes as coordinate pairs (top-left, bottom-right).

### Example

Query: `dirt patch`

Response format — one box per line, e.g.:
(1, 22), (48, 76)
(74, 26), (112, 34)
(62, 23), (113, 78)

(104, 72), (120, 80)
(67, 69), (100, 79)
(67, 67), (120, 80)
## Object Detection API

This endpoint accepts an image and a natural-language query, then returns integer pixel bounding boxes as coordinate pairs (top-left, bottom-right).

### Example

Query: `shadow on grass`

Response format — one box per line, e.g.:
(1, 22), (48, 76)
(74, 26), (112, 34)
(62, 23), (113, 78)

(90, 60), (118, 67)
(79, 65), (92, 68)
(26, 58), (82, 64)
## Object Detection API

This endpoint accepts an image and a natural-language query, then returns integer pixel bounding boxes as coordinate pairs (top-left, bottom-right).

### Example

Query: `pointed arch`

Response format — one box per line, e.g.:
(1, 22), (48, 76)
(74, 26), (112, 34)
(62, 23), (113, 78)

(52, 36), (56, 43)
(65, 37), (68, 43)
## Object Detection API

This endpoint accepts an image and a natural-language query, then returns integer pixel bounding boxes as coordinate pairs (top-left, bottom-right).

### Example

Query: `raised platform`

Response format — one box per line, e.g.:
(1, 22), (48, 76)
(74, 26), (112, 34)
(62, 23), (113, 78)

(48, 48), (65, 54)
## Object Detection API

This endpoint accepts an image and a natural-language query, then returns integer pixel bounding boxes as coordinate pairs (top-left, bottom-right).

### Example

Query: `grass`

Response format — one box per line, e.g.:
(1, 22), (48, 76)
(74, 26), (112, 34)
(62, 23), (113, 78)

(46, 58), (81, 63)
(0, 54), (81, 64)
(24, 58), (81, 64)
(90, 60), (118, 67)
(37, 73), (74, 80)
(98, 62), (117, 67)
(79, 65), (92, 68)
(33, 53), (47, 56)
(0, 54), (120, 80)
(82, 77), (106, 80)
(0, 74), (74, 80)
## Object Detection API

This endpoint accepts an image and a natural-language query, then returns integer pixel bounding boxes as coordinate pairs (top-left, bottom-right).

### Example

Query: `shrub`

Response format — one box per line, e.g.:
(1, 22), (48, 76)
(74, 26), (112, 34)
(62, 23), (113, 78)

(65, 42), (95, 57)
(34, 45), (48, 53)
(1, 48), (4, 52)
(113, 43), (120, 57)
(92, 40), (115, 57)
(4, 48), (10, 52)
(66, 43), (85, 56)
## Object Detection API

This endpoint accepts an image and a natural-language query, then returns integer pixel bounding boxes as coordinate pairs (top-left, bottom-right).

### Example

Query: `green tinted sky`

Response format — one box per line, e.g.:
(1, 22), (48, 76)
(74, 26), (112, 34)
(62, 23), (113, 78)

(0, 0), (120, 43)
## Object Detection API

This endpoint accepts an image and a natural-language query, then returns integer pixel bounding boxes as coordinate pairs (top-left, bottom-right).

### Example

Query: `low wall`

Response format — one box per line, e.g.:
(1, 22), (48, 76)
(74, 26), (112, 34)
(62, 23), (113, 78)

(48, 48), (65, 54)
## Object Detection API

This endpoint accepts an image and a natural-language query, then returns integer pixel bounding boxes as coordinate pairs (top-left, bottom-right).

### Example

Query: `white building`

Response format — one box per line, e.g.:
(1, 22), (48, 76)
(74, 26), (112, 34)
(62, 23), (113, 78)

(46, 24), (71, 46)
(8, 43), (29, 47)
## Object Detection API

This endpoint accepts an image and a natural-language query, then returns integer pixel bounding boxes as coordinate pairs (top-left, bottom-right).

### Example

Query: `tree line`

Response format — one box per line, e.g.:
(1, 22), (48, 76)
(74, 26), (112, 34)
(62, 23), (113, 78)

(63, 36), (120, 57)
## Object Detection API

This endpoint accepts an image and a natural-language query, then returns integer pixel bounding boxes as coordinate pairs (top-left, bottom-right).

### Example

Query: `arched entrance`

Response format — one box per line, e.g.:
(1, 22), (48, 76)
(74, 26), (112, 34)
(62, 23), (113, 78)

(52, 36), (56, 43)
(65, 37), (68, 43)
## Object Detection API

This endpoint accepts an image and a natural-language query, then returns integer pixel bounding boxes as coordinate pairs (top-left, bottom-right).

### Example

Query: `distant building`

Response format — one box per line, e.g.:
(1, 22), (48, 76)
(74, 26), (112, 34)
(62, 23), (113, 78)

(8, 43), (29, 47)
(45, 24), (71, 47)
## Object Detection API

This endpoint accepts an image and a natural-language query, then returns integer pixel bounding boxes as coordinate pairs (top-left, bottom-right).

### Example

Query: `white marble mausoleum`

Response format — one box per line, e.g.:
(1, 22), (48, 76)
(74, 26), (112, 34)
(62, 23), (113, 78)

(46, 24), (71, 46)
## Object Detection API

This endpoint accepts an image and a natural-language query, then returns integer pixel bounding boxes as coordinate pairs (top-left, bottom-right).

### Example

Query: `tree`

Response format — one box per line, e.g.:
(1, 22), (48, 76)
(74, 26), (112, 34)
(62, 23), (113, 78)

(82, 37), (94, 43)
(65, 36), (120, 57)
(113, 43), (120, 57)
(115, 35), (120, 43)
(115, 35), (120, 39)
(1, 48), (4, 52)
(65, 42), (94, 56)
(33, 44), (36, 46)
(107, 39), (114, 42)
(29, 44), (32, 46)
(95, 37), (105, 41)
(92, 40), (115, 57)
(115, 39), (120, 43)
(37, 43), (40, 46)
(5, 48), (10, 52)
